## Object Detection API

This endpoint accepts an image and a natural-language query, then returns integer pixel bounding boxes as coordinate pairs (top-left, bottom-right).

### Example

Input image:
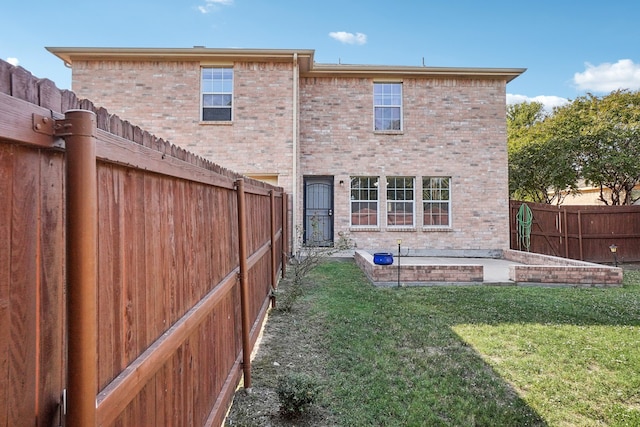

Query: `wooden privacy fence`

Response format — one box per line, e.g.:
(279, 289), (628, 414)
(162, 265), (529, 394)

(0, 61), (288, 426)
(510, 200), (640, 263)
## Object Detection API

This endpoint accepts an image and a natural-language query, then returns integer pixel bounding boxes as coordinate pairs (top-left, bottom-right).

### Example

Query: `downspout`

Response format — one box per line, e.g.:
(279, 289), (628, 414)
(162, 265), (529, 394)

(292, 53), (299, 256)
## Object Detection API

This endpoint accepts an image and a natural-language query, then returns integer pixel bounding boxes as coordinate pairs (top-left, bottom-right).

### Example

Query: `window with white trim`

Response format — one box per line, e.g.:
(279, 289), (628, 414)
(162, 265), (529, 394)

(423, 177), (451, 227)
(374, 82), (402, 131)
(201, 67), (233, 121)
(350, 176), (379, 227)
(387, 176), (414, 227)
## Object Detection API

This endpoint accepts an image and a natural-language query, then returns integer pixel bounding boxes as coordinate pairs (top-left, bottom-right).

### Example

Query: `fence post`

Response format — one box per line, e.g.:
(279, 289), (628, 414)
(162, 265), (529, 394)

(563, 208), (569, 258)
(269, 190), (277, 306)
(578, 211), (584, 260)
(63, 110), (98, 427)
(235, 178), (252, 388)
(282, 193), (288, 278)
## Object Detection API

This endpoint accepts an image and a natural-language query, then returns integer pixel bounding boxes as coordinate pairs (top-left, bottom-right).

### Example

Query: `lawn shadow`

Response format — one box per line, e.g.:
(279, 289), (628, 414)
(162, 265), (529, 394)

(381, 271), (640, 426)
(360, 289), (551, 426)
(318, 263), (640, 426)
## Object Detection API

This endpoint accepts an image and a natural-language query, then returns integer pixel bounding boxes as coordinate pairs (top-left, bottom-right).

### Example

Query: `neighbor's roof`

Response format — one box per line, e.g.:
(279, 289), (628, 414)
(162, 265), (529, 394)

(46, 47), (526, 82)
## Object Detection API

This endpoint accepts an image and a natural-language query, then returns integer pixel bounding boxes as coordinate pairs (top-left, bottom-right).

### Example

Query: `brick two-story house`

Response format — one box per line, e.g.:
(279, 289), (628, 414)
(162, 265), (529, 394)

(48, 47), (524, 255)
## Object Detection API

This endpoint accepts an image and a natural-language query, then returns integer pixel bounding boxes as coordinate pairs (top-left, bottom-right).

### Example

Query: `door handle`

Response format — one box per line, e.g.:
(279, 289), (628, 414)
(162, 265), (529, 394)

(328, 209), (333, 216)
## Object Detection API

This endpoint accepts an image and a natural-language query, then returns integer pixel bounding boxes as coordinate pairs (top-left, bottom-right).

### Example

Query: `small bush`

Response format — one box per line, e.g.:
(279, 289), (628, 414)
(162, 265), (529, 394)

(278, 227), (355, 313)
(276, 372), (320, 417)
(277, 274), (304, 313)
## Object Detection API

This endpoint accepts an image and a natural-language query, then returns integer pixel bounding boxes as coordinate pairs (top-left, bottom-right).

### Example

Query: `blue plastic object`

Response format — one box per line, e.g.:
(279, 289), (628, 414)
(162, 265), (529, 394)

(373, 252), (394, 265)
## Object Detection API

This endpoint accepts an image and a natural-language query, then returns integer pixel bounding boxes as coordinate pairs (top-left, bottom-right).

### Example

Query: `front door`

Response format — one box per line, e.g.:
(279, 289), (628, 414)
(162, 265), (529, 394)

(304, 177), (334, 246)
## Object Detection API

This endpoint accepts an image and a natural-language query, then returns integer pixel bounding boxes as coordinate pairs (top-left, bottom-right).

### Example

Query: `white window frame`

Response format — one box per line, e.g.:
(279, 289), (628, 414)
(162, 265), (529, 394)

(373, 82), (403, 131)
(423, 177), (451, 228)
(386, 176), (415, 228)
(201, 67), (233, 122)
(349, 176), (379, 228)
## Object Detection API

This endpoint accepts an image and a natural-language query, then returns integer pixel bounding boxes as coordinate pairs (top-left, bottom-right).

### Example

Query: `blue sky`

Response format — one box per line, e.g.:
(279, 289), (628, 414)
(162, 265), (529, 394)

(3, 0), (640, 112)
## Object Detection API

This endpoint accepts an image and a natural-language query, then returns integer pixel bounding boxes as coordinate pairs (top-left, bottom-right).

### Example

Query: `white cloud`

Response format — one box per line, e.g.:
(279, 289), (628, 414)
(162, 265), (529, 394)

(506, 59), (640, 114)
(198, 0), (233, 14)
(328, 31), (367, 45)
(574, 59), (640, 93)
(507, 93), (569, 113)
(6, 57), (19, 66)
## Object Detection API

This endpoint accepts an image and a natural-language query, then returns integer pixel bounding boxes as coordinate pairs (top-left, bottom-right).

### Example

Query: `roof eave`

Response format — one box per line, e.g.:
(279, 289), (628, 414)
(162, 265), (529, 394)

(304, 64), (526, 82)
(46, 47), (316, 70)
(46, 47), (525, 82)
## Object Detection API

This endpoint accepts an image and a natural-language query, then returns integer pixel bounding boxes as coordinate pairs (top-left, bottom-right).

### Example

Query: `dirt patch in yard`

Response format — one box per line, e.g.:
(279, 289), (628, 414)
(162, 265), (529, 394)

(224, 275), (339, 426)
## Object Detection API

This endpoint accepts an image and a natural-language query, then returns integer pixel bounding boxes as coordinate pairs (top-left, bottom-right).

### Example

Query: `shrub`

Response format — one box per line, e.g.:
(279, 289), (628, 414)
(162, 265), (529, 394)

(276, 372), (320, 417)
(278, 226), (354, 312)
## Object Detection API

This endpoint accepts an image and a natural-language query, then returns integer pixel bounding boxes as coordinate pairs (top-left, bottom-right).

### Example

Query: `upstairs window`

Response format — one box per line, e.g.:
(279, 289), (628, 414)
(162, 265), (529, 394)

(350, 176), (379, 227)
(201, 67), (233, 121)
(387, 176), (414, 227)
(374, 82), (402, 131)
(423, 177), (451, 227)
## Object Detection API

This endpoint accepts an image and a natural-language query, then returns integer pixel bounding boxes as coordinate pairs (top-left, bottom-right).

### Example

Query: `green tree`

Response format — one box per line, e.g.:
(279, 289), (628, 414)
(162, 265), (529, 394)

(507, 101), (546, 150)
(508, 102), (580, 204)
(557, 90), (640, 205)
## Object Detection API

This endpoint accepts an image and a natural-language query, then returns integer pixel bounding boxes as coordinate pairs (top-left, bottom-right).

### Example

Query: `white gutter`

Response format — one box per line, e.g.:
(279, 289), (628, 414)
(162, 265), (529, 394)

(292, 53), (299, 255)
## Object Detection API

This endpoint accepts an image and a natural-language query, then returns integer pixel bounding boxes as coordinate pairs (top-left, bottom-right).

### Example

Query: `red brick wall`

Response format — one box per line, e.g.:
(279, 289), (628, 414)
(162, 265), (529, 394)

(299, 76), (510, 252)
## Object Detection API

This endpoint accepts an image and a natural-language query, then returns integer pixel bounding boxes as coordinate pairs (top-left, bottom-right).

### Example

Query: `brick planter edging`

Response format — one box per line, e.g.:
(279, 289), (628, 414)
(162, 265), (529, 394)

(503, 249), (623, 287)
(354, 250), (483, 285)
(354, 249), (623, 287)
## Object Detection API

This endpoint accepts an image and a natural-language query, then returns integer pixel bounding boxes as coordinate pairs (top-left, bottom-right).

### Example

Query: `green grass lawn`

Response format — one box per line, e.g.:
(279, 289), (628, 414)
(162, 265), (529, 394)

(307, 261), (640, 426)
